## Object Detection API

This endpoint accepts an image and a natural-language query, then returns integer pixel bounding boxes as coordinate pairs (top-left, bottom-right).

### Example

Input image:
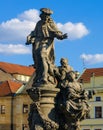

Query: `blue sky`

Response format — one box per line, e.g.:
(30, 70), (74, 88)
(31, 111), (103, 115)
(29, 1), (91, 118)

(0, 0), (103, 73)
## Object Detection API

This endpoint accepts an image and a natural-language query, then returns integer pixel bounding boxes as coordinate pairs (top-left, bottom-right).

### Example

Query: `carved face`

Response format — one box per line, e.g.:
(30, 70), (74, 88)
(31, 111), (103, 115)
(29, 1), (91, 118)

(60, 58), (68, 66)
(40, 13), (50, 23)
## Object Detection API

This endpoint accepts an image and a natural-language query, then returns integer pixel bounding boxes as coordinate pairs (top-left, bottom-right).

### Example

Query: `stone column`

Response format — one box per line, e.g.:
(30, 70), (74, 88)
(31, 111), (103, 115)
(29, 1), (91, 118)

(27, 86), (60, 130)
(40, 87), (59, 120)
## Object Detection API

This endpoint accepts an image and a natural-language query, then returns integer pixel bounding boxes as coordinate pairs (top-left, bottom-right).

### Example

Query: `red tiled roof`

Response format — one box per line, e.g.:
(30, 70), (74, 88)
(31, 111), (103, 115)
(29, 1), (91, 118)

(0, 62), (35, 76)
(0, 80), (22, 96)
(79, 68), (103, 83)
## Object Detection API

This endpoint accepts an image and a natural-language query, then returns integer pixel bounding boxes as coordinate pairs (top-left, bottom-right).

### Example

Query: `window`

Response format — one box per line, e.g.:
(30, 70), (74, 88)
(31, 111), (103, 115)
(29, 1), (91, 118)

(22, 124), (28, 130)
(23, 104), (28, 113)
(96, 97), (101, 101)
(1, 105), (6, 114)
(95, 106), (102, 118)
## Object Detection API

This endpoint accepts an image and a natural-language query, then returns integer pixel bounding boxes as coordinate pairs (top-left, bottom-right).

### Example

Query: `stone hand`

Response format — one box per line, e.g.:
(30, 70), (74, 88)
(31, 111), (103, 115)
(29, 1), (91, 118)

(62, 33), (68, 39)
(25, 35), (32, 45)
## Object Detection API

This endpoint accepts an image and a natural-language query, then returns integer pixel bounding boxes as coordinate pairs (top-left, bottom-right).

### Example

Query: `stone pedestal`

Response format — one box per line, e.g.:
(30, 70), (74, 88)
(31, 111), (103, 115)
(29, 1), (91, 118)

(27, 86), (60, 130)
(40, 87), (59, 120)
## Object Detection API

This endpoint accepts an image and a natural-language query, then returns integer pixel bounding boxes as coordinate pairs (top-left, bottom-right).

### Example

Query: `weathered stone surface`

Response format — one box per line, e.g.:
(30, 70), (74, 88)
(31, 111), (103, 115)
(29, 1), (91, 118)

(26, 8), (94, 130)
(27, 86), (59, 130)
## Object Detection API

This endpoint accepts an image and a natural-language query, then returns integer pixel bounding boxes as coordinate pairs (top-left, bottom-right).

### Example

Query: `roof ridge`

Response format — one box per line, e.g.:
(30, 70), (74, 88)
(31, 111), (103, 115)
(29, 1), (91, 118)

(78, 67), (103, 83)
(0, 61), (34, 68)
(7, 80), (22, 93)
(6, 80), (12, 93)
(87, 67), (103, 70)
(0, 61), (34, 76)
(0, 61), (26, 67)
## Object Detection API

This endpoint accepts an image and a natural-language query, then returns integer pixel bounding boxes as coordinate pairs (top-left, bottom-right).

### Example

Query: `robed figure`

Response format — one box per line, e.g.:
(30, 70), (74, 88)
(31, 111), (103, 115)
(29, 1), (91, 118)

(26, 8), (67, 86)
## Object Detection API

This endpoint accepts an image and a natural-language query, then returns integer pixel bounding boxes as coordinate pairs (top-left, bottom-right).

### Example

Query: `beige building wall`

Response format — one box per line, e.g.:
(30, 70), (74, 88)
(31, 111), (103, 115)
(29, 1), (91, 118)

(13, 74), (31, 82)
(0, 94), (32, 130)
(13, 94), (32, 130)
(81, 76), (103, 130)
(0, 70), (103, 130)
(0, 97), (12, 130)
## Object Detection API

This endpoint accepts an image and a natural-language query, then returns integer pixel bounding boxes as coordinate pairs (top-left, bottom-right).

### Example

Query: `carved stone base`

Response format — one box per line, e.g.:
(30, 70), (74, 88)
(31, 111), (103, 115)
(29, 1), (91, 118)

(27, 86), (60, 130)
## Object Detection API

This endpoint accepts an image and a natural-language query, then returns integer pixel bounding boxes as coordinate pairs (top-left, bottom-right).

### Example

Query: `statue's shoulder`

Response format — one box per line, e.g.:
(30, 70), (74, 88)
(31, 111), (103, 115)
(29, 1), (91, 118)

(36, 20), (42, 26)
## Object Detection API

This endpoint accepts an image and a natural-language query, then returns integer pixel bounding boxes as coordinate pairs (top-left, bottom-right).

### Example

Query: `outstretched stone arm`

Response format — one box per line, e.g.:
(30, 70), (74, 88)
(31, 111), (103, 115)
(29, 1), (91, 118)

(55, 33), (68, 40)
(48, 19), (68, 40)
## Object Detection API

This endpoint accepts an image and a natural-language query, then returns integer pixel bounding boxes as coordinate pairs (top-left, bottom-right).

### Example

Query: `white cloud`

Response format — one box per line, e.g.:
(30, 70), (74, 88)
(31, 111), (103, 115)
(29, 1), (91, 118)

(57, 22), (89, 40)
(0, 44), (31, 54)
(80, 53), (103, 65)
(18, 9), (40, 22)
(0, 9), (89, 54)
(0, 9), (40, 43)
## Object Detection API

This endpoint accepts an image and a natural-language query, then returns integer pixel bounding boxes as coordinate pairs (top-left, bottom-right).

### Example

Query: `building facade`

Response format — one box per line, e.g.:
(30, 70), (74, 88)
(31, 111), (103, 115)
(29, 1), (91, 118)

(79, 68), (103, 130)
(0, 62), (34, 130)
(0, 62), (103, 130)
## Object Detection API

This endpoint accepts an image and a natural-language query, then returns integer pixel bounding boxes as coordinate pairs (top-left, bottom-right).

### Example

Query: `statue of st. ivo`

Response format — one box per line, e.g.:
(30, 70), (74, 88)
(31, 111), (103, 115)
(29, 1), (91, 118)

(26, 8), (95, 130)
(26, 8), (67, 87)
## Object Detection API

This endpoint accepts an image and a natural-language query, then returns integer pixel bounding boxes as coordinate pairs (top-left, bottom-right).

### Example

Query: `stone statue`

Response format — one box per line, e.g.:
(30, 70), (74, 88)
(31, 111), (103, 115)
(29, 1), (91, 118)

(55, 58), (73, 88)
(56, 71), (91, 130)
(26, 8), (67, 86)
(26, 8), (95, 130)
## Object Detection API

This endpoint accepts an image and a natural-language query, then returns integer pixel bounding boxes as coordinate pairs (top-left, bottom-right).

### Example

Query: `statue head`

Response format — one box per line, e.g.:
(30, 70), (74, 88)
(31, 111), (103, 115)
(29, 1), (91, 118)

(40, 8), (53, 15)
(60, 58), (68, 67)
(39, 8), (53, 23)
